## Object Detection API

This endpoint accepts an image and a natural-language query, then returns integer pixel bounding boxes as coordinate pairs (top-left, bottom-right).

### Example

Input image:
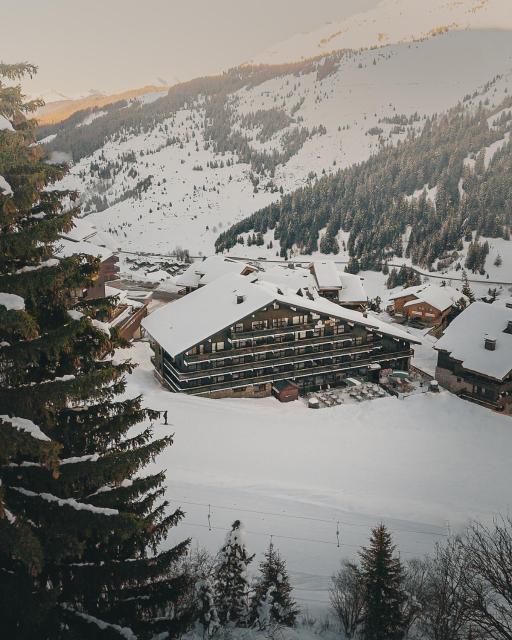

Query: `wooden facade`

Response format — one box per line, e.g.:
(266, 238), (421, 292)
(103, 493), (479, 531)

(148, 299), (414, 399)
(435, 349), (512, 414)
(85, 255), (120, 300)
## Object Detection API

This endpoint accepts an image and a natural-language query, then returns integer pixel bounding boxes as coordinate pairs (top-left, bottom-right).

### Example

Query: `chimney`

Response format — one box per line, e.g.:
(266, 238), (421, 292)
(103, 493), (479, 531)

(506, 320), (512, 334)
(484, 336), (496, 351)
(236, 294), (245, 304)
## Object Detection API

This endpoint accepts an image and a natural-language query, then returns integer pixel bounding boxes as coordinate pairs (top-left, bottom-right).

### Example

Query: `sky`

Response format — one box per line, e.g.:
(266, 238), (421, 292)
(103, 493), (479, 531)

(1, 0), (378, 100)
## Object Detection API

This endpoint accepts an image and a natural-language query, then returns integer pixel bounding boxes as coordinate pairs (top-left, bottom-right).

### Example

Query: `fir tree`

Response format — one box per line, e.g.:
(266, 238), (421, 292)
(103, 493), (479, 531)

(461, 271), (476, 303)
(251, 542), (298, 628)
(215, 520), (254, 626)
(0, 62), (190, 639)
(195, 575), (220, 638)
(359, 525), (406, 640)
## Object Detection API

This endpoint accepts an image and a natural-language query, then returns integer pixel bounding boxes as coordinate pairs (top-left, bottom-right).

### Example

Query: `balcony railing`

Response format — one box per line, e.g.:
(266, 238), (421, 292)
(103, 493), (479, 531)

(164, 349), (413, 395)
(173, 341), (383, 381)
(183, 331), (357, 363)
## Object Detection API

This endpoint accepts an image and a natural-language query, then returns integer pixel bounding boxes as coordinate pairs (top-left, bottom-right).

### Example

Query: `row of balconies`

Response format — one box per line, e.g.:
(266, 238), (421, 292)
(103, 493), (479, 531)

(164, 349), (413, 395)
(183, 328), (364, 363)
(177, 340), (382, 380)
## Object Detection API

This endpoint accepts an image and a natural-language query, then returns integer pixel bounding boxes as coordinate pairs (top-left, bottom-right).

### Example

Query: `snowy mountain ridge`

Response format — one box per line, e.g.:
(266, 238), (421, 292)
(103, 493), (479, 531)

(250, 0), (511, 64)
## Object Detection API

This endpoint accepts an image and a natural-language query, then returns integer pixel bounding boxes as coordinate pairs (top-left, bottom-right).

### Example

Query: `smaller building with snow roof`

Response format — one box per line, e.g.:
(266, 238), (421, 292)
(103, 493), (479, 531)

(388, 282), (467, 326)
(434, 301), (512, 413)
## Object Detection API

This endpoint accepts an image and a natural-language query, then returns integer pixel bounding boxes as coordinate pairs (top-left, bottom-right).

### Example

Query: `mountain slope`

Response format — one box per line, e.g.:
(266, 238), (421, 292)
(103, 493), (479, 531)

(216, 97), (512, 275)
(41, 1), (512, 266)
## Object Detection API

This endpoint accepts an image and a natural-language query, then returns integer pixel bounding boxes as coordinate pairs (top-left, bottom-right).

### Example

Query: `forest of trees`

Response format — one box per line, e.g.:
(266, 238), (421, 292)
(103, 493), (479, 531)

(39, 55), (338, 171)
(216, 99), (512, 270)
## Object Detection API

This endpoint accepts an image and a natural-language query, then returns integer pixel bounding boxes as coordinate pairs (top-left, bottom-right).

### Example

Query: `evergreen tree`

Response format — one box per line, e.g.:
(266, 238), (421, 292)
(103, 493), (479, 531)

(359, 525), (406, 640)
(461, 271), (476, 303)
(345, 257), (361, 274)
(251, 542), (298, 628)
(0, 62), (190, 639)
(194, 575), (220, 638)
(215, 520), (254, 626)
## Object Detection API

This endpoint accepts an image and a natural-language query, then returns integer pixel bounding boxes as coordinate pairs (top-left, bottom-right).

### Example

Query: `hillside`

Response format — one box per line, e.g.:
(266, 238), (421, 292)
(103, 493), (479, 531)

(39, 0), (512, 274)
(35, 85), (169, 124)
(216, 96), (512, 273)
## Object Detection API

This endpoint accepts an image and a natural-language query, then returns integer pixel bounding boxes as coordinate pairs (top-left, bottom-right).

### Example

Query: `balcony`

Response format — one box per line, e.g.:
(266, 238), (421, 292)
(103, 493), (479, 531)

(184, 330), (356, 363)
(165, 349), (413, 395)
(232, 321), (320, 340)
(174, 341), (383, 381)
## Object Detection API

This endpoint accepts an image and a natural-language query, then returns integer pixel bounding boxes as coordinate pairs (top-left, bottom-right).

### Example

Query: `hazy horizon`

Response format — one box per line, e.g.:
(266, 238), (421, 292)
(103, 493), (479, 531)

(1, 0), (378, 100)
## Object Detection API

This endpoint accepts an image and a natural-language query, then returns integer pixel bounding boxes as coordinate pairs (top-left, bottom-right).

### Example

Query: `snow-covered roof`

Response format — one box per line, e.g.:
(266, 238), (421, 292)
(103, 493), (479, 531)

(175, 256), (255, 288)
(55, 238), (114, 262)
(390, 283), (466, 312)
(435, 302), (512, 380)
(61, 217), (98, 242)
(142, 273), (420, 358)
(155, 277), (183, 294)
(388, 284), (424, 301)
(311, 261), (342, 289)
(256, 264), (315, 294)
(338, 272), (367, 303)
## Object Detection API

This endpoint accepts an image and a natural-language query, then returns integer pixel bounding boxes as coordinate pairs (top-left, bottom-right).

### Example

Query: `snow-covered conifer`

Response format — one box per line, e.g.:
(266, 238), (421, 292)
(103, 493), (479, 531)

(215, 520), (254, 626)
(195, 575), (220, 638)
(251, 542), (298, 628)
(0, 61), (190, 639)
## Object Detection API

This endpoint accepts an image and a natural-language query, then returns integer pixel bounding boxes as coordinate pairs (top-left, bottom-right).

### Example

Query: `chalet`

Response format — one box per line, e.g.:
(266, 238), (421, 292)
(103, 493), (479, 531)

(388, 283), (467, 326)
(337, 272), (368, 311)
(309, 261), (342, 301)
(102, 287), (148, 341)
(56, 237), (119, 300)
(142, 273), (420, 399)
(434, 302), (512, 414)
(175, 256), (257, 293)
(309, 262), (368, 310)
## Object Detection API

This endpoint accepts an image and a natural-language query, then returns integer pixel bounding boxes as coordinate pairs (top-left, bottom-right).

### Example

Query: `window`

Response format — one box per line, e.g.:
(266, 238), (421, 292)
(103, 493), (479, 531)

(293, 315), (308, 325)
(252, 320), (267, 330)
(272, 317), (289, 328)
(333, 324), (345, 335)
(212, 341), (224, 352)
(234, 323), (244, 333)
(355, 336), (363, 345)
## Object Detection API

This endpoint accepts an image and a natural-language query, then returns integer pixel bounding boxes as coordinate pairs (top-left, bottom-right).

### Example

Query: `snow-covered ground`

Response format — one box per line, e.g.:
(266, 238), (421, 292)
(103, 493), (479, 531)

(124, 340), (512, 611)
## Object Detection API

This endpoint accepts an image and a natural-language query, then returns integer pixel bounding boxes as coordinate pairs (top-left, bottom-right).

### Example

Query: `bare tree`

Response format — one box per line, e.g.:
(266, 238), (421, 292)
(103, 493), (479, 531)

(330, 560), (365, 639)
(418, 537), (471, 640)
(402, 558), (429, 637)
(462, 517), (512, 640)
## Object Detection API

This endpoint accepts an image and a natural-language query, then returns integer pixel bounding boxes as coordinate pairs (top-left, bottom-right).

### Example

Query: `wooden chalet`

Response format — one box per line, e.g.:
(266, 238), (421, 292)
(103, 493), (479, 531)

(388, 283), (467, 326)
(435, 301), (512, 414)
(142, 273), (420, 399)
